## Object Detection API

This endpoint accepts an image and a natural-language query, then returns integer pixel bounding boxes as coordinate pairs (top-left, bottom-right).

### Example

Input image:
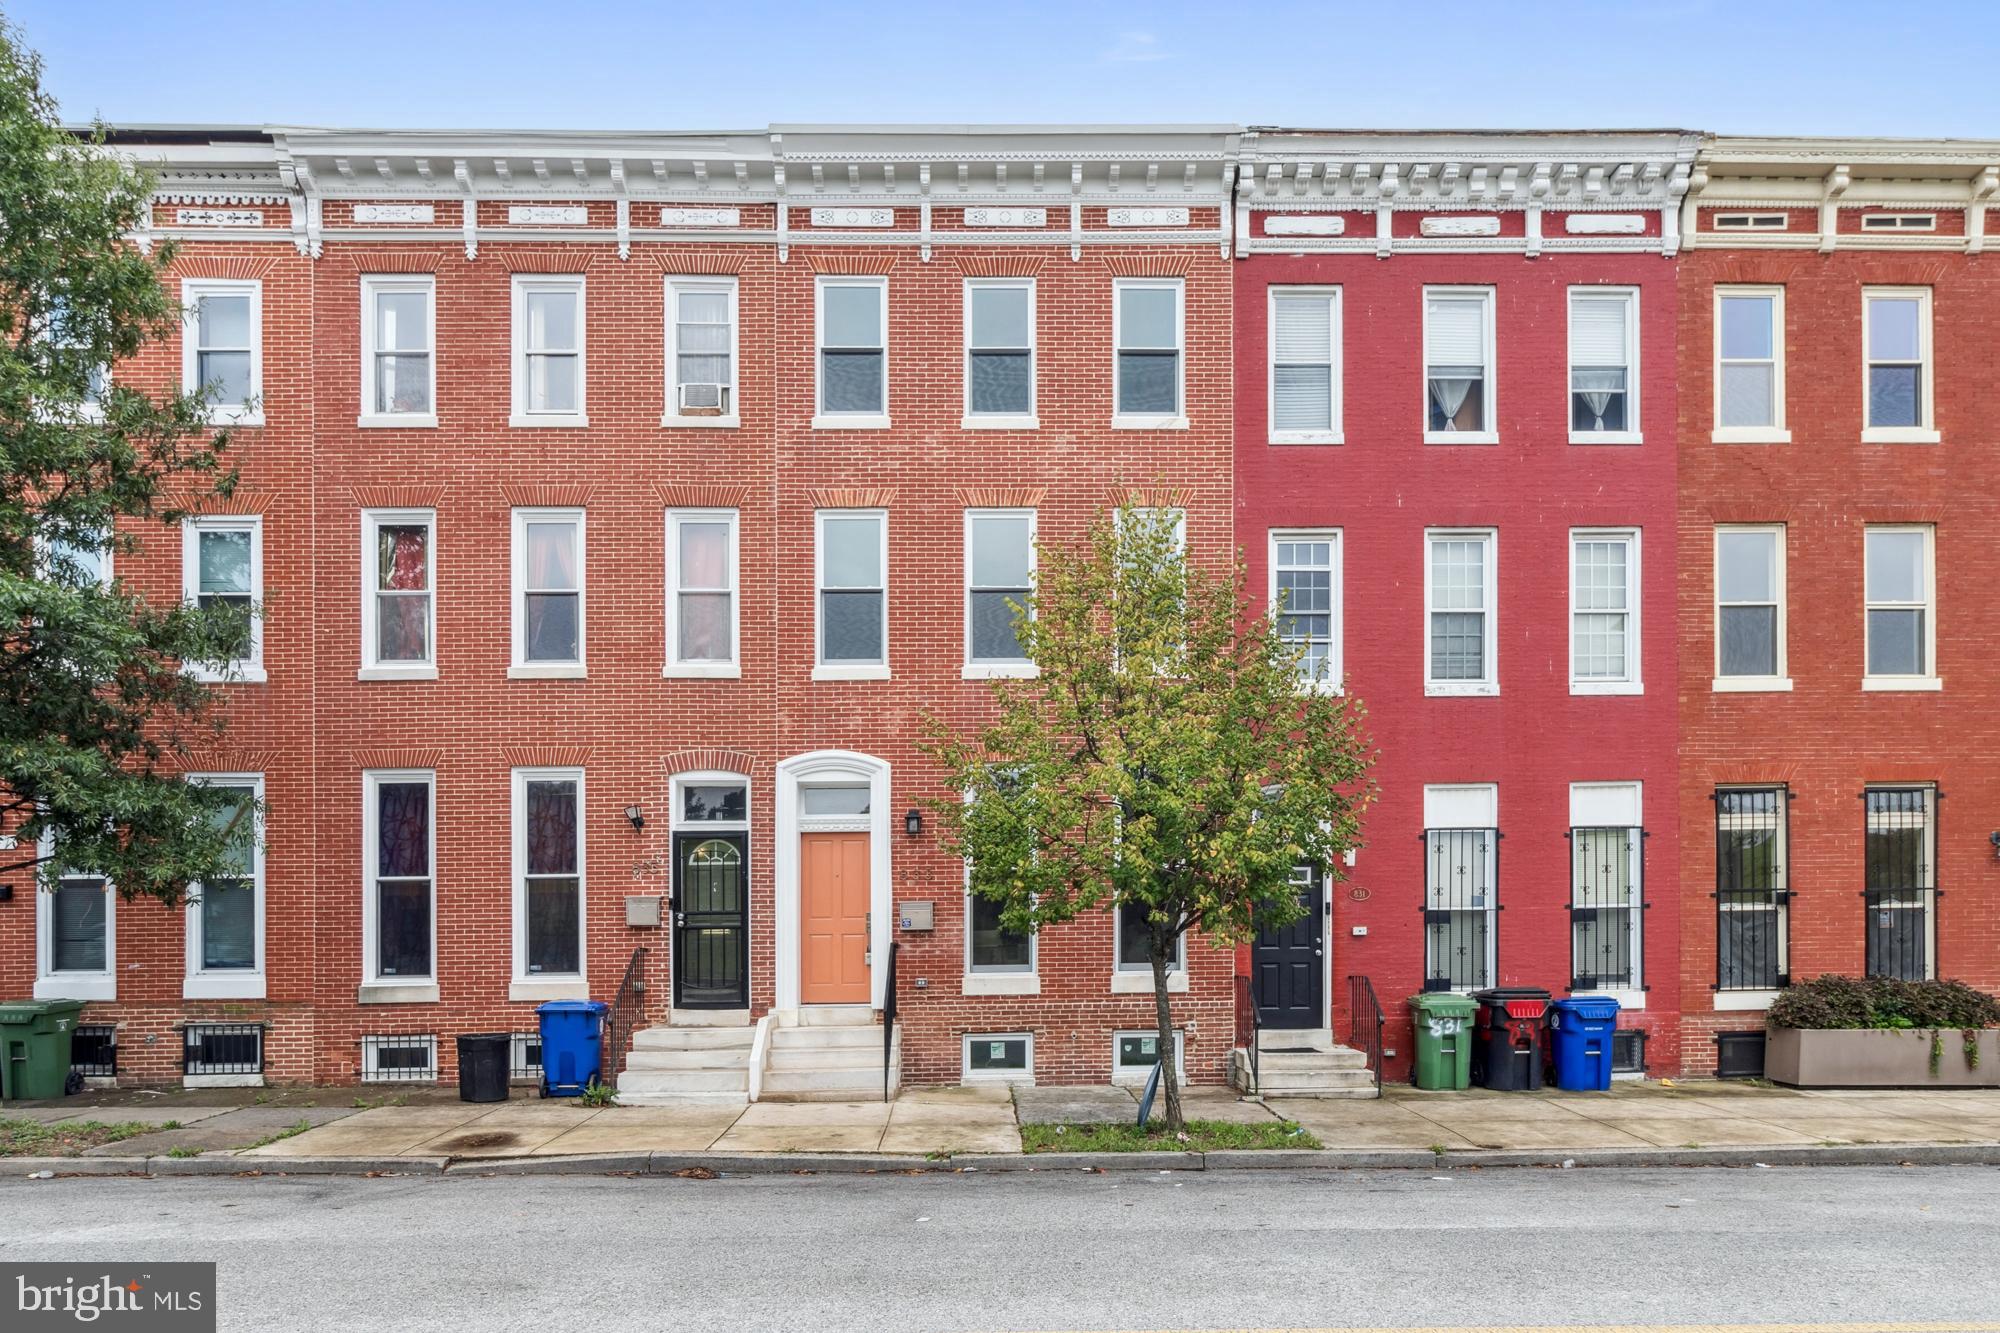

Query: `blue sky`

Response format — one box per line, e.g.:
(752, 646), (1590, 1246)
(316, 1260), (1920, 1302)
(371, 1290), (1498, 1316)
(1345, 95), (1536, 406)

(14, 1), (2000, 137)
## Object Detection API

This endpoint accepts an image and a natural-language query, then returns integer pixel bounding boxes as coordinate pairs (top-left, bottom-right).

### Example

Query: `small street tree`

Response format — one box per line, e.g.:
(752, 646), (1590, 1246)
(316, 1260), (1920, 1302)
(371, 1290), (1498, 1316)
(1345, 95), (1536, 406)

(923, 504), (1373, 1130)
(0, 22), (250, 905)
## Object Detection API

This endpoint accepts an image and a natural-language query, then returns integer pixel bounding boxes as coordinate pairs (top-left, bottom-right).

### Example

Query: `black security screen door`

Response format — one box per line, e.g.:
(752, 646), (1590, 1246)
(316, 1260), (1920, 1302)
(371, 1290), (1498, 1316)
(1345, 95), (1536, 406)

(1252, 866), (1324, 1029)
(673, 831), (748, 1008)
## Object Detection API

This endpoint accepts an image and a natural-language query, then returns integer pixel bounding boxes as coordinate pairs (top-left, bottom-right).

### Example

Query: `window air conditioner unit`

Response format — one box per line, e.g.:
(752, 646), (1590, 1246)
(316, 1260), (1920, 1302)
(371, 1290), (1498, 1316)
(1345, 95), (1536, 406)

(679, 383), (730, 413)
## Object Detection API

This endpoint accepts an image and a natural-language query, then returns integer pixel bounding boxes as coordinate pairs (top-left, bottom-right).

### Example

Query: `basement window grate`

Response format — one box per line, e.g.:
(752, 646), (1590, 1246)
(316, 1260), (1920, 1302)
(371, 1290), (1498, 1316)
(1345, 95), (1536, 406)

(361, 1034), (437, 1083)
(1611, 1029), (1648, 1075)
(70, 1025), (118, 1079)
(510, 1032), (543, 1083)
(1714, 1030), (1768, 1079)
(183, 1023), (263, 1077)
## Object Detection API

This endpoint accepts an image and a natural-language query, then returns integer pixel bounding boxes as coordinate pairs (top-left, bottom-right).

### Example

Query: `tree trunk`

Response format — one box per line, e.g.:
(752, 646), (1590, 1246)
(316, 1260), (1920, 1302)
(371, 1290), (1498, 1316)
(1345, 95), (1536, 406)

(1150, 938), (1183, 1132)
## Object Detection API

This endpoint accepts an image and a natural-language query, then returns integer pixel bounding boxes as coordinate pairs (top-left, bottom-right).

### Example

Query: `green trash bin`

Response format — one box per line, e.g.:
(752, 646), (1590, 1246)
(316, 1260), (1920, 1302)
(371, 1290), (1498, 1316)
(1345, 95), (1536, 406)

(0, 999), (88, 1100)
(1409, 993), (1478, 1090)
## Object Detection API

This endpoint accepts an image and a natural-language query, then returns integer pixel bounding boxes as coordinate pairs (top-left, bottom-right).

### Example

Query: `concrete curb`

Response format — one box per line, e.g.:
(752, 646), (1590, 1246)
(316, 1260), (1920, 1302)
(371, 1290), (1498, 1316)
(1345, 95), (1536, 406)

(158, 1155), (449, 1176)
(994, 1151), (1203, 1171)
(447, 1153), (650, 1176)
(11, 1156), (152, 1176)
(649, 1152), (937, 1175)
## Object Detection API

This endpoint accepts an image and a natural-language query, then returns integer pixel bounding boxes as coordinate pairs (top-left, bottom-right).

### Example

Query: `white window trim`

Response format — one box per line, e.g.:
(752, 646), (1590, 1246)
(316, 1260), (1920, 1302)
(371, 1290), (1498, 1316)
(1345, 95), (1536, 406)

(1567, 781), (1645, 1009)
(34, 528), (113, 587)
(1567, 287), (1641, 445)
(1111, 276), (1188, 430)
(1861, 287), (1939, 443)
(1569, 528), (1642, 696)
(664, 508), (741, 678)
(962, 508), (1038, 679)
(1421, 286), (1497, 446)
(33, 833), (116, 1002)
(509, 507), (586, 678)
(813, 275), (890, 429)
(662, 276), (740, 428)
(1267, 285), (1342, 445)
(182, 773), (265, 1000)
(1862, 524), (1940, 691)
(1111, 1029), (1185, 1084)
(813, 508), (890, 681)
(509, 274), (588, 428)
(1112, 902), (1186, 992)
(962, 1031), (1036, 1084)
(1713, 524), (1791, 692)
(1268, 528), (1343, 694)
(359, 509), (438, 680)
(181, 277), (264, 427)
(182, 515), (266, 684)
(359, 769), (439, 1003)
(360, 1034), (438, 1083)
(511, 767), (589, 1000)
(1423, 527), (1499, 697)
(964, 881), (1040, 994)
(1712, 286), (1790, 444)
(961, 277), (1039, 430)
(358, 275), (438, 429)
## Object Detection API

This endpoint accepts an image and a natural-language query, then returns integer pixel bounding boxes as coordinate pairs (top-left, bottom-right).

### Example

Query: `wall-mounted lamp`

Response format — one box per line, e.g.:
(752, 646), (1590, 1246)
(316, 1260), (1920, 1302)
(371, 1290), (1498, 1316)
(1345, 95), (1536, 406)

(624, 805), (646, 832)
(1989, 830), (2000, 859)
(904, 808), (923, 839)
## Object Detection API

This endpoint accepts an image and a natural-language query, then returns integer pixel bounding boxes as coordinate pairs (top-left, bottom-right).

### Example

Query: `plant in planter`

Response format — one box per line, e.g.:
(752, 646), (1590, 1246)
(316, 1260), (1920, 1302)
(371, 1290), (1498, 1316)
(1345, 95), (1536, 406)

(1765, 976), (2000, 1088)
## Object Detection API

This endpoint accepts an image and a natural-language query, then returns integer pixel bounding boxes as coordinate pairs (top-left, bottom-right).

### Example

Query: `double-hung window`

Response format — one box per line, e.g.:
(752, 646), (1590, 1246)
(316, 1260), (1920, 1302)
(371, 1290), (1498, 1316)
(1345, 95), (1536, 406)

(182, 278), (262, 425)
(665, 278), (737, 424)
(816, 277), (888, 426)
(510, 276), (586, 426)
(1113, 278), (1184, 426)
(183, 516), (263, 682)
(1570, 529), (1640, 694)
(362, 770), (435, 1001)
(665, 509), (739, 676)
(1569, 783), (1643, 997)
(1114, 901), (1184, 991)
(1425, 529), (1497, 695)
(1714, 526), (1787, 688)
(514, 769), (585, 996)
(359, 276), (436, 426)
(1863, 288), (1937, 442)
(816, 510), (887, 678)
(1864, 785), (1937, 982)
(1714, 286), (1787, 442)
(34, 833), (115, 1002)
(360, 510), (436, 679)
(1268, 287), (1340, 443)
(964, 509), (1035, 675)
(511, 509), (585, 676)
(185, 775), (263, 999)
(1568, 288), (1638, 441)
(1421, 785), (1499, 993)
(1270, 530), (1340, 689)
(1863, 525), (1937, 688)
(1423, 287), (1494, 442)
(964, 279), (1035, 425)
(1715, 786), (1789, 997)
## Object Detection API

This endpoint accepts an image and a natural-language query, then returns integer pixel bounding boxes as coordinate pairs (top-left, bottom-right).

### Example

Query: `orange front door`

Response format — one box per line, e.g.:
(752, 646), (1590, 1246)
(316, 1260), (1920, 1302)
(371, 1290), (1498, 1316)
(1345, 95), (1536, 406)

(800, 831), (870, 1003)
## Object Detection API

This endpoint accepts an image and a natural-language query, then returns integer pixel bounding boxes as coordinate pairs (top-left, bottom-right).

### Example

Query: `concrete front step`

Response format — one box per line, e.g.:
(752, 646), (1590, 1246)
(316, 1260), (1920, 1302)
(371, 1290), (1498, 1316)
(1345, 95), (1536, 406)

(631, 1025), (756, 1051)
(1259, 1084), (1380, 1100)
(1231, 1045), (1380, 1098)
(1257, 1028), (1335, 1052)
(624, 1046), (753, 1072)
(770, 1025), (877, 1049)
(616, 1067), (748, 1097)
(766, 1045), (878, 1073)
(1259, 1047), (1368, 1072)
(759, 1068), (896, 1100)
(795, 1005), (875, 1027)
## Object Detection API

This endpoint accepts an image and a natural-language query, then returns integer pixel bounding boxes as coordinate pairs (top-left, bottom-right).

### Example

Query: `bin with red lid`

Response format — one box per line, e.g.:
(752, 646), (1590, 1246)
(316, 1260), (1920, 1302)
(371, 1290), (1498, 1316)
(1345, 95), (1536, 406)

(1470, 987), (1550, 1090)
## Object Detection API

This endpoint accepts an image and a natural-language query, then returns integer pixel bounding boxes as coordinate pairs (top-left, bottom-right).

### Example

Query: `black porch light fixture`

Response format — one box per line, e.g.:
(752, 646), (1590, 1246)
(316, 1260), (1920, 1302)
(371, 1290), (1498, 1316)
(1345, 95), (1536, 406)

(904, 808), (923, 839)
(624, 804), (646, 832)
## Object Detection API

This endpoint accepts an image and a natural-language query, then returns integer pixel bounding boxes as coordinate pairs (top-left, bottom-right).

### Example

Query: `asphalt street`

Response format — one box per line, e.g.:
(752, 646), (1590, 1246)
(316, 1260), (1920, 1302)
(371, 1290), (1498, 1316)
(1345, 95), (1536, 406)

(1, 1165), (1997, 1332)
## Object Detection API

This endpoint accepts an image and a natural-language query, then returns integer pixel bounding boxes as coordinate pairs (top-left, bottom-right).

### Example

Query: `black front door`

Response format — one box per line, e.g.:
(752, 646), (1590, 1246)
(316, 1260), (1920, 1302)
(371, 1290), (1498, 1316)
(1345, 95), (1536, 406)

(1252, 866), (1324, 1029)
(672, 831), (748, 1008)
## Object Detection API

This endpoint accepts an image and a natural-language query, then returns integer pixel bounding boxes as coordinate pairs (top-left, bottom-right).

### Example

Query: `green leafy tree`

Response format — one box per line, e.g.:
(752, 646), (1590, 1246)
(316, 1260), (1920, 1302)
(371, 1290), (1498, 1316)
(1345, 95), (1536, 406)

(0, 21), (251, 904)
(923, 504), (1374, 1129)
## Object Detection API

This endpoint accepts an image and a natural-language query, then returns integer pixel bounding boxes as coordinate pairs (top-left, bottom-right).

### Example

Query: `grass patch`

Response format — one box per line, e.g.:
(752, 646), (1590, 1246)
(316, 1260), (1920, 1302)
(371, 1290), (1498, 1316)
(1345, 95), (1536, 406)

(164, 1145), (202, 1159)
(246, 1118), (313, 1150)
(1020, 1119), (1320, 1153)
(0, 1117), (157, 1158)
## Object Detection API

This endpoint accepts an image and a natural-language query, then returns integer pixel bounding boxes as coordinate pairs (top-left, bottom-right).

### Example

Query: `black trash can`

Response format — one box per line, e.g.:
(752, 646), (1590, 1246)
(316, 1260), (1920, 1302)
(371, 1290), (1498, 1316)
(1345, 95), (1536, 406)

(455, 1033), (512, 1103)
(1471, 987), (1551, 1091)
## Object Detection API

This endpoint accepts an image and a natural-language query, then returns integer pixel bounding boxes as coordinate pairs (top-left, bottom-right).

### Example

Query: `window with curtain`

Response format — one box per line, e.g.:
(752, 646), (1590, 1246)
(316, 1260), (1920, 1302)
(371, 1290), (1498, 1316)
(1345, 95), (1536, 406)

(819, 279), (886, 415)
(1424, 291), (1490, 435)
(1569, 290), (1634, 435)
(1115, 280), (1181, 417)
(366, 514), (433, 667)
(967, 281), (1034, 417)
(522, 775), (582, 977)
(670, 280), (735, 415)
(966, 510), (1033, 665)
(1269, 289), (1338, 439)
(515, 512), (583, 665)
(668, 510), (736, 666)
(818, 511), (886, 666)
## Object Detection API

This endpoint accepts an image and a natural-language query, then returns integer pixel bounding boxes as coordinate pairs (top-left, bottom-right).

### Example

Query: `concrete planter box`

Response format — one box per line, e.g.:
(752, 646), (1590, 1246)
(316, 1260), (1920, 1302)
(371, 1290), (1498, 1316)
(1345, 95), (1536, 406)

(1766, 1027), (2000, 1088)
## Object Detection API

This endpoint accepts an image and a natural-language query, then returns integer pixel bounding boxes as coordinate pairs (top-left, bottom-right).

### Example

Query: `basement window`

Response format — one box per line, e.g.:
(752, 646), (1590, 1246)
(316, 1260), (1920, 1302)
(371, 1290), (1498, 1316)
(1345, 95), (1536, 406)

(511, 1032), (543, 1083)
(962, 1032), (1034, 1084)
(70, 1025), (118, 1079)
(1611, 1029), (1648, 1076)
(1714, 1030), (1767, 1079)
(1111, 1030), (1186, 1084)
(361, 1033), (437, 1083)
(1713, 213), (1788, 230)
(183, 1023), (264, 1083)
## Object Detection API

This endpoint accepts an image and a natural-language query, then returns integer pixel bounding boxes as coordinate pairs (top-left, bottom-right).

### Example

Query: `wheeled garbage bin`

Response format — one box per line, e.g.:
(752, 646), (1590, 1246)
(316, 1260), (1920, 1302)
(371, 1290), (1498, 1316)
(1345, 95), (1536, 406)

(1548, 995), (1622, 1091)
(0, 999), (88, 1100)
(1471, 987), (1550, 1091)
(1409, 993), (1478, 1090)
(455, 1032), (512, 1103)
(535, 999), (608, 1098)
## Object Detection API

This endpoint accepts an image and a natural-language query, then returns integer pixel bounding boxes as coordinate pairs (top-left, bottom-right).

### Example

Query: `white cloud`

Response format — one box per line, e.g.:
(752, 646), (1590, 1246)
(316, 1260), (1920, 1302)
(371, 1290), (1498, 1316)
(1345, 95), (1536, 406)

(1103, 31), (1170, 63)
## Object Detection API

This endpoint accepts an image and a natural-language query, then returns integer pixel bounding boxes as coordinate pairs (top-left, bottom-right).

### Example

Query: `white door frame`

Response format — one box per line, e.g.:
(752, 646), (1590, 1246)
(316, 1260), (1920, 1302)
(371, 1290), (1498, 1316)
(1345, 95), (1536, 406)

(774, 749), (892, 1010)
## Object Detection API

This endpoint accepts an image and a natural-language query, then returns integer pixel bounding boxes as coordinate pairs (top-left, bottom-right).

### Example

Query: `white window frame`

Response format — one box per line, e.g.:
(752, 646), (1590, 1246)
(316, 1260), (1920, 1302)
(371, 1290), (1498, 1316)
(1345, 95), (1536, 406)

(509, 274), (588, 428)
(962, 1031), (1035, 1085)
(181, 278), (263, 426)
(1569, 528), (1642, 696)
(511, 766), (588, 1001)
(813, 508), (889, 681)
(963, 508), (1037, 680)
(1712, 286), (1789, 444)
(1268, 528), (1342, 693)
(510, 507), (586, 678)
(1111, 277), (1187, 430)
(1863, 524), (1940, 692)
(33, 832), (116, 1002)
(1111, 900), (1186, 993)
(963, 881), (1039, 994)
(1861, 287), (1939, 444)
(182, 773), (265, 1000)
(1566, 287), (1640, 445)
(182, 515), (265, 684)
(358, 275), (437, 429)
(663, 508), (741, 678)
(1267, 285), (1342, 444)
(1423, 528), (1498, 697)
(962, 277), (1038, 429)
(1110, 1029), (1185, 1085)
(813, 275), (890, 429)
(359, 508), (437, 680)
(1713, 524), (1791, 693)
(1421, 286), (1497, 445)
(1567, 781), (1645, 1009)
(360, 769), (438, 1004)
(35, 526), (113, 588)
(663, 276), (740, 428)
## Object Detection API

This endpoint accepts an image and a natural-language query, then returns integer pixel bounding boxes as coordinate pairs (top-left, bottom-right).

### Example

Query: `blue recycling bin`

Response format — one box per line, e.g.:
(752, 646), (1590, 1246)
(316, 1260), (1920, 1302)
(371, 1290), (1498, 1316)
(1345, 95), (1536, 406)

(1548, 995), (1621, 1091)
(535, 999), (608, 1097)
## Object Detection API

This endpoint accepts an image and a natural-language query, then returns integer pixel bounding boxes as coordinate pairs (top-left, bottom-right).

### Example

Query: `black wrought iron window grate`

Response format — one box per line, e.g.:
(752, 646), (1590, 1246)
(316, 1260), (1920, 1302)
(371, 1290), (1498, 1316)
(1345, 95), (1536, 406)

(1715, 786), (1789, 992)
(361, 1033), (437, 1083)
(1610, 1029), (1648, 1075)
(1421, 827), (1498, 992)
(1570, 825), (1642, 990)
(70, 1025), (118, 1078)
(1863, 785), (1937, 982)
(183, 1023), (263, 1077)
(510, 1032), (543, 1083)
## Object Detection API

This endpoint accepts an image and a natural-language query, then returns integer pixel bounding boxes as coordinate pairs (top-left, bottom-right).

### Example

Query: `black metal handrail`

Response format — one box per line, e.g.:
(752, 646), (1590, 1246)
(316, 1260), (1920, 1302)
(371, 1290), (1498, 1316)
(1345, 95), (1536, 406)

(882, 940), (900, 1101)
(1235, 971), (1260, 1094)
(1346, 974), (1385, 1093)
(604, 945), (649, 1091)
